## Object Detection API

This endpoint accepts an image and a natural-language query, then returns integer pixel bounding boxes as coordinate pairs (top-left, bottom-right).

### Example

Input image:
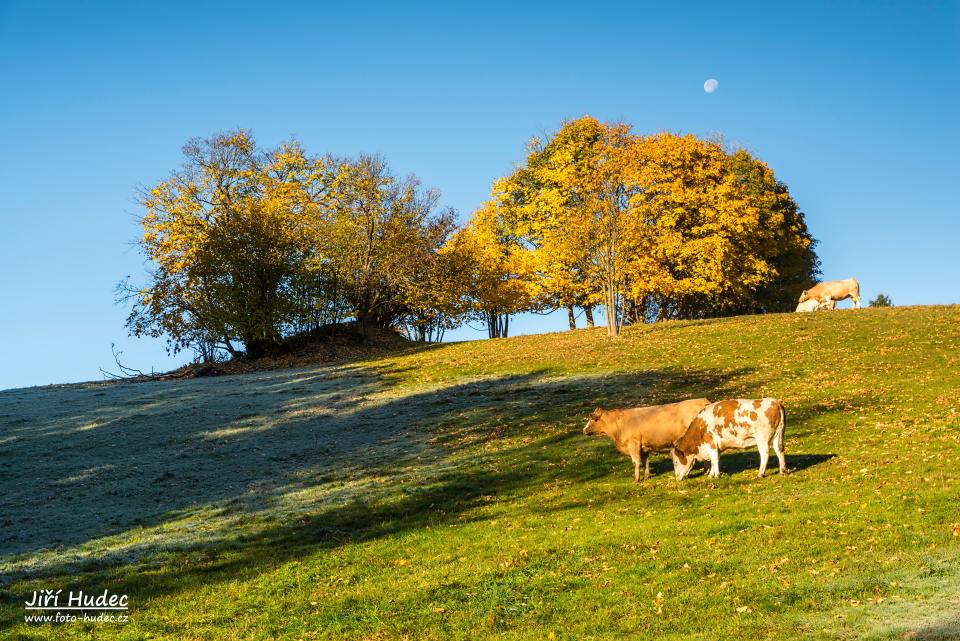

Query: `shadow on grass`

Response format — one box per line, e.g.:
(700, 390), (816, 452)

(674, 452), (836, 478)
(634, 452), (835, 480)
(0, 365), (761, 559)
(906, 618), (960, 641)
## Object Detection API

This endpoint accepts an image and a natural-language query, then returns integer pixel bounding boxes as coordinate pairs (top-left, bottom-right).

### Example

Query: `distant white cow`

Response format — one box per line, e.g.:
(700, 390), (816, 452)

(795, 298), (836, 312)
(799, 278), (861, 309)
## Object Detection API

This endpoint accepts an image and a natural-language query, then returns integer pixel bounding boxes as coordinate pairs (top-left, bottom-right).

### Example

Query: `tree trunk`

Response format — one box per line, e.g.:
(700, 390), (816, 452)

(655, 298), (667, 322)
(486, 310), (510, 339)
(223, 339), (240, 358)
(584, 305), (595, 328)
(567, 305), (576, 330)
(604, 286), (620, 337)
(357, 311), (370, 337)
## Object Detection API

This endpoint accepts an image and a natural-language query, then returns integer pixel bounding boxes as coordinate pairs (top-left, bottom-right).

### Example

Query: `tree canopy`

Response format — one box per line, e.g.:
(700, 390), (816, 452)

(480, 116), (819, 335)
(124, 122), (819, 357)
(123, 131), (464, 358)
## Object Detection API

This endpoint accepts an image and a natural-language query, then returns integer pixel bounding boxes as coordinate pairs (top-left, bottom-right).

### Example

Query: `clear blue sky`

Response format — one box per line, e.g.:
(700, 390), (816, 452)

(1, 1), (957, 390)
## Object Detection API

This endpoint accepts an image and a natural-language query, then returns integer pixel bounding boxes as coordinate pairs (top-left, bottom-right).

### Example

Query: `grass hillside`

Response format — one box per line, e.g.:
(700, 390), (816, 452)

(2, 306), (959, 640)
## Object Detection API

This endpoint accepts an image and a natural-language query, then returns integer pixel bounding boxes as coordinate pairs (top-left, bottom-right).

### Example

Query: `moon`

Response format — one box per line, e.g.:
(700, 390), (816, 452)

(703, 78), (719, 93)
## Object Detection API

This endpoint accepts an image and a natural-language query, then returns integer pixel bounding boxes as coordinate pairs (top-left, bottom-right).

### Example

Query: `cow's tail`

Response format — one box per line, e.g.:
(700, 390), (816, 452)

(776, 400), (786, 453)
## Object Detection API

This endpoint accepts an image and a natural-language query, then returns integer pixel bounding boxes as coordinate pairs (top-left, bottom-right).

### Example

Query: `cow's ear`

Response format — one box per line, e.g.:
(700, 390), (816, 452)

(675, 448), (687, 465)
(591, 407), (603, 419)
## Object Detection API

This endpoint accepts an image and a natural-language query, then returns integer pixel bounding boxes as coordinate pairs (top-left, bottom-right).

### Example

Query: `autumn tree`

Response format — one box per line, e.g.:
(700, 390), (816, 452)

(123, 131), (329, 358)
(125, 133), (463, 358)
(494, 128), (599, 331)
(497, 117), (647, 336)
(492, 118), (819, 332)
(321, 155), (460, 337)
(392, 208), (469, 342)
(627, 136), (818, 319)
(719, 149), (820, 315)
(450, 201), (536, 338)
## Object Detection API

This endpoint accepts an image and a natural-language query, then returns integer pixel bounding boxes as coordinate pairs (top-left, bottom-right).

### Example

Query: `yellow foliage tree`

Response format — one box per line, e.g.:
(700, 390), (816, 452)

(125, 134), (467, 359)
(494, 118), (819, 333)
(498, 116), (646, 336)
(449, 201), (536, 338)
(321, 155), (462, 337)
(128, 131), (329, 357)
(626, 134), (817, 319)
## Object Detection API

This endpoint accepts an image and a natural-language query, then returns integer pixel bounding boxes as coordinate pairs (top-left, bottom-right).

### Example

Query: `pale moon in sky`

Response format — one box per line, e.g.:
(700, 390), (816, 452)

(704, 78), (719, 93)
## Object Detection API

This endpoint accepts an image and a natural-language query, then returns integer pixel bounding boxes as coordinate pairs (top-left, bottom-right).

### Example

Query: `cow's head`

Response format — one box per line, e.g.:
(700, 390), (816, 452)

(583, 407), (605, 435)
(671, 447), (698, 480)
(671, 414), (708, 480)
(798, 289), (811, 303)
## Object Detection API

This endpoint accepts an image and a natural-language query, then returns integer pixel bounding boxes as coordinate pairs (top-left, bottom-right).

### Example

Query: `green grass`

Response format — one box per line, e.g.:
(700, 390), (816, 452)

(2, 306), (959, 640)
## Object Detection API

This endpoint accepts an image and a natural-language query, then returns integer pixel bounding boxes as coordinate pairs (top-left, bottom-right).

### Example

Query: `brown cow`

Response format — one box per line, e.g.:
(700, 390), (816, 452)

(671, 398), (787, 480)
(799, 278), (861, 309)
(584, 398), (711, 482)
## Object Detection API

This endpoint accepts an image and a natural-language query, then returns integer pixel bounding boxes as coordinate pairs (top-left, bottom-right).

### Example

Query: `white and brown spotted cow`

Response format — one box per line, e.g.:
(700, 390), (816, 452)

(799, 278), (861, 309)
(671, 398), (787, 480)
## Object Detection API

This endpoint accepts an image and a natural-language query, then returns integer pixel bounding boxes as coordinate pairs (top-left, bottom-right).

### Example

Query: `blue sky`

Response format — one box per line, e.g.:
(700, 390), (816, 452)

(1, 1), (957, 390)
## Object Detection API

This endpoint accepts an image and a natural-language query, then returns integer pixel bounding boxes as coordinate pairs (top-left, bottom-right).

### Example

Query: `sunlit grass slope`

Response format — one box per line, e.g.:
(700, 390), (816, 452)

(2, 306), (959, 640)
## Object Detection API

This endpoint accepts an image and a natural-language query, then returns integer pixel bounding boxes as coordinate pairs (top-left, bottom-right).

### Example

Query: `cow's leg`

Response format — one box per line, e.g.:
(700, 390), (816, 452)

(758, 438), (770, 478)
(852, 293), (861, 309)
(641, 449), (651, 481)
(773, 429), (786, 474)
(629, 442), (641, 483)
(708, 447), (721, 478)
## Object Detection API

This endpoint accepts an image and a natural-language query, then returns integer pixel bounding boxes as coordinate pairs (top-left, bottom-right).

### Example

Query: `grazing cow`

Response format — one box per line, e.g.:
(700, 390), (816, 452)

(795, 298), (835, 312)
(799, 278), (861, 309)
(671, 398), (787, 480)
(584, 398), (710, 482)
